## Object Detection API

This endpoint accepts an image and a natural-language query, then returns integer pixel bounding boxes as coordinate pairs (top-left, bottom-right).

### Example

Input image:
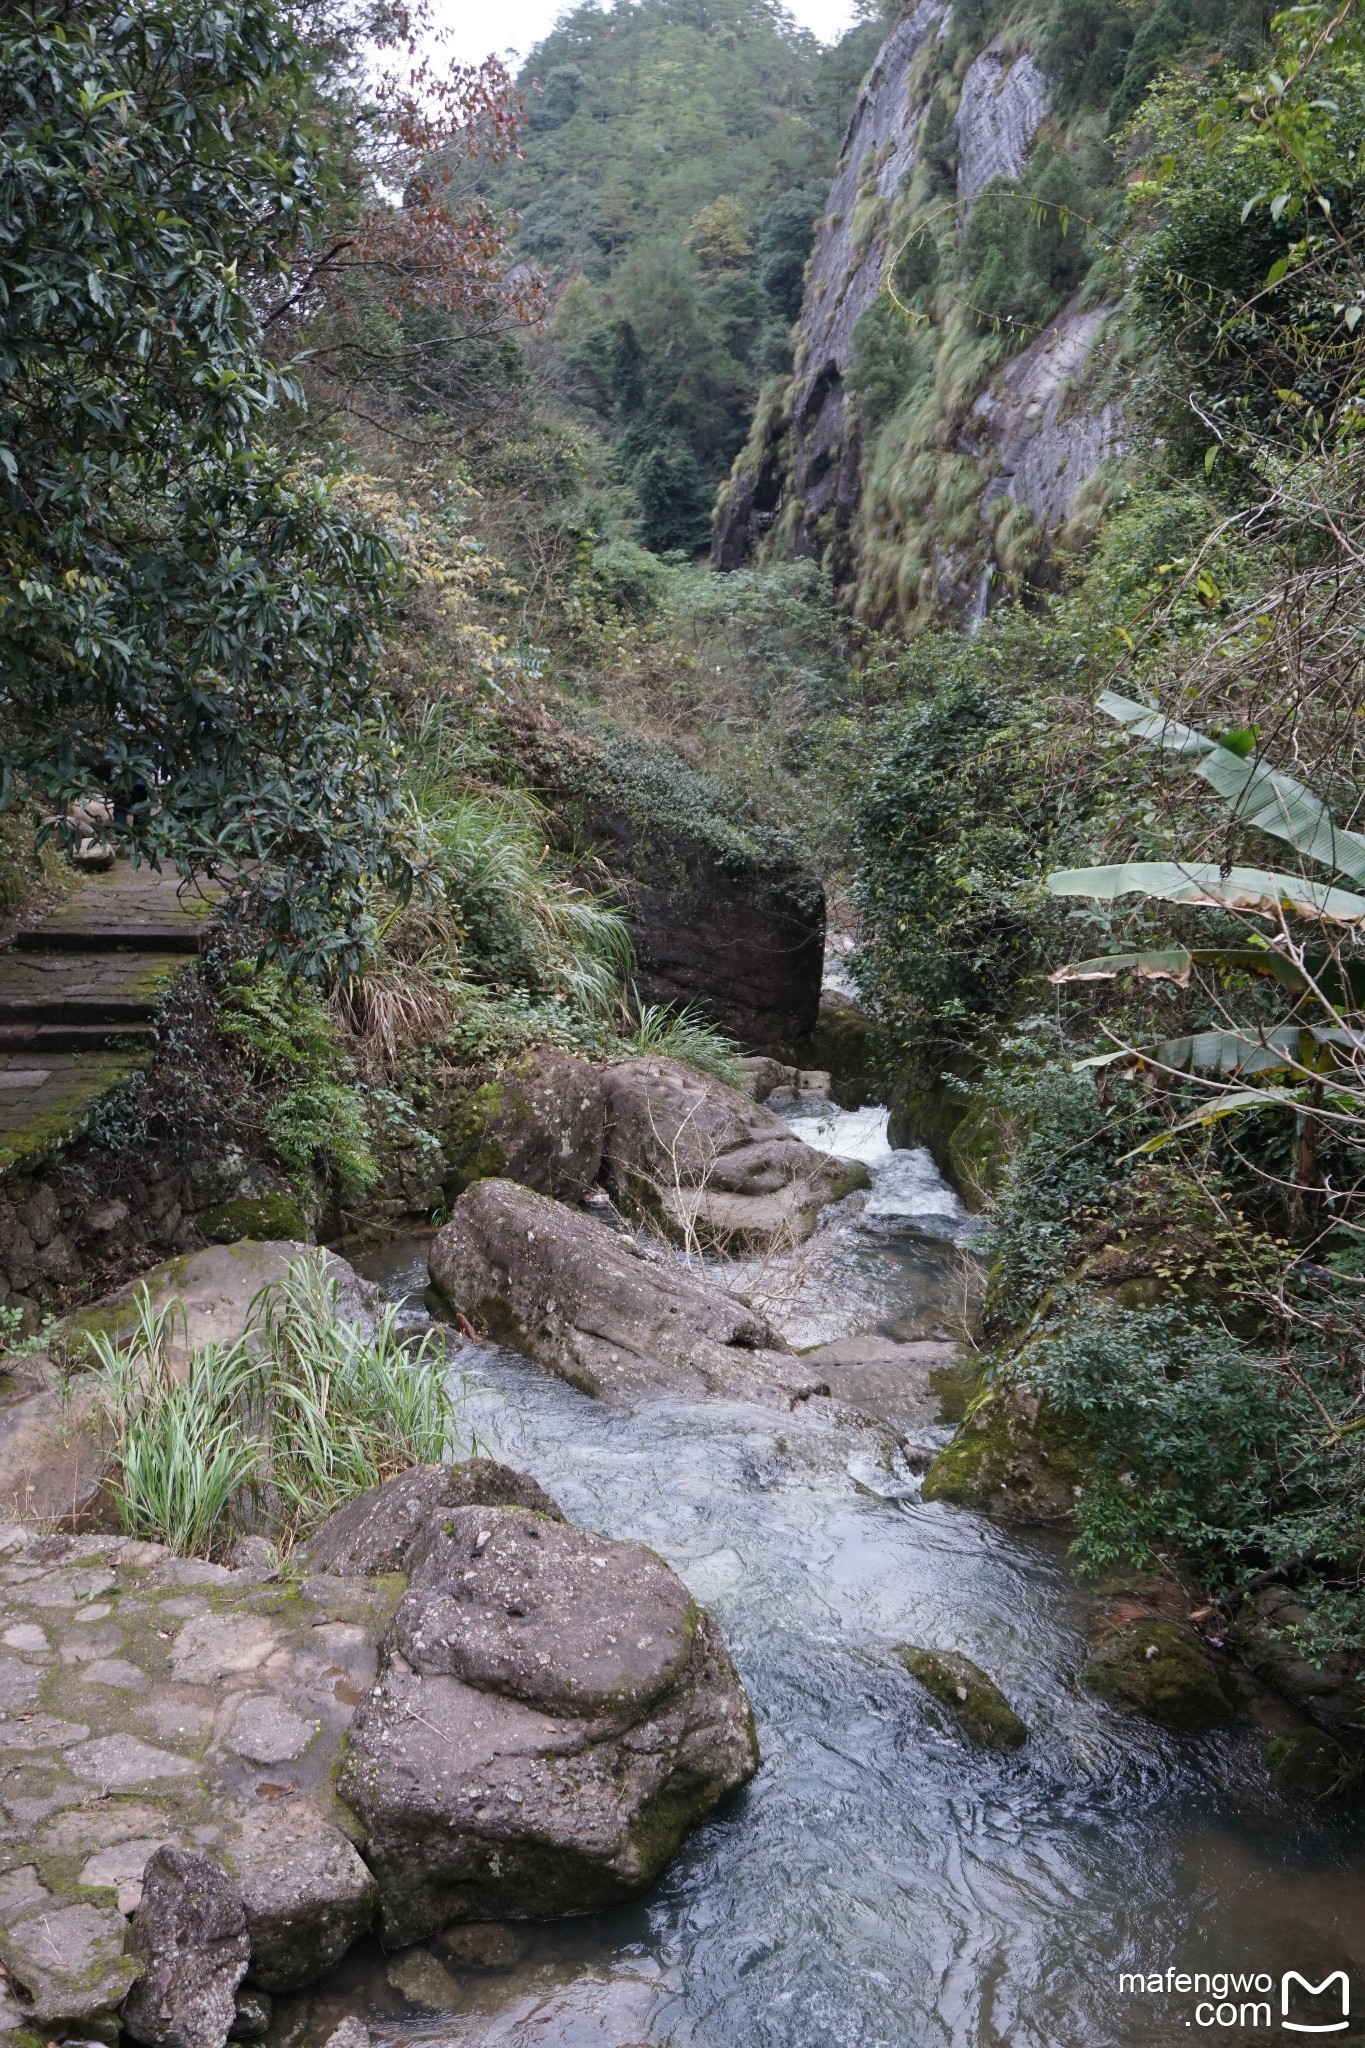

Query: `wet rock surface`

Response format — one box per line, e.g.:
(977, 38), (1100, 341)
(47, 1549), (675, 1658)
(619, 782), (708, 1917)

(428, 1177), (827, 1405)
(896, 1646), (1028, 1751)
(1080, 1620), (1237, 1735)
(602, 1056), (868, 1251)
(0, 1460), (758, 2037)
(339, 1504), (759, 1944)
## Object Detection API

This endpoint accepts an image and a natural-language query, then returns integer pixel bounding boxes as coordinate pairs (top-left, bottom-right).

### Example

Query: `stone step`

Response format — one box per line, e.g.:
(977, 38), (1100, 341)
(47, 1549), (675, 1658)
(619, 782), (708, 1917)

(16, 864), (216, 955)
(0, 1050), (154, 1177)
(0, 1022), (156, 1053)
(0, 950), (188, 1025)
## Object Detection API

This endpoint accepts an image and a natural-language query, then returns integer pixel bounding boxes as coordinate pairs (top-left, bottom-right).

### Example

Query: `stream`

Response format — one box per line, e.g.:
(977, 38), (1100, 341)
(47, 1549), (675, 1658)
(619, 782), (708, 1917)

(333, 1104), (1365, 2048)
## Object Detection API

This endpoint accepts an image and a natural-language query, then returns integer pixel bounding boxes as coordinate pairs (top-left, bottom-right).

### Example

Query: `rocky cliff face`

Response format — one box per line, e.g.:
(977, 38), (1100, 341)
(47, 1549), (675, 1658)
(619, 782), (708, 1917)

(713, 1), (1128, 625)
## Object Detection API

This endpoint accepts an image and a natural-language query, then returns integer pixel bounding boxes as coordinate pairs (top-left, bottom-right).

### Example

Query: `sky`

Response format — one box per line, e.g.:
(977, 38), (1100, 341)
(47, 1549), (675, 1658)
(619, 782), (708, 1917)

(430, 0), (861, 68)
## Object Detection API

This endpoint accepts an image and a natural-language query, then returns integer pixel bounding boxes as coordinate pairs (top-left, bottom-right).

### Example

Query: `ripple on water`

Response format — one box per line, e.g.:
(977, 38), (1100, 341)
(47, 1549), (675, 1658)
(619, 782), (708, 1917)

(345, 1123), (1365, 2048)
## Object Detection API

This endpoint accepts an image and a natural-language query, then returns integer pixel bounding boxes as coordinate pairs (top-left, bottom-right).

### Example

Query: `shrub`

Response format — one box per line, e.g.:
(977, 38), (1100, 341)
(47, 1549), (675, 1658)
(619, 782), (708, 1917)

(217, 964), (378, 1197)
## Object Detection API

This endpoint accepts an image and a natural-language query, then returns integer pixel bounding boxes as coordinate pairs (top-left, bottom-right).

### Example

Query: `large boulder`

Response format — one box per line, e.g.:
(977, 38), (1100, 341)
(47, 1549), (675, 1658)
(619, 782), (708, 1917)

(514, 710), (825, 1056)
(64, 1240), (377, 1364)
(435, 1049), (607, 1204)
(121, 1847), (250, 2048)
(602, 1056), (867, 1251)
(303, 1460), (565, 1578)
(427, 1178), (826, 1405)
(338, 1505), (759, 1942)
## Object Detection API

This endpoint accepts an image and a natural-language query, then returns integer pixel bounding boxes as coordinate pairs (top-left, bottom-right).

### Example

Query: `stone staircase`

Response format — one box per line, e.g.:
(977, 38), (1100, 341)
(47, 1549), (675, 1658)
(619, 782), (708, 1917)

(0, 863), (214, 1177)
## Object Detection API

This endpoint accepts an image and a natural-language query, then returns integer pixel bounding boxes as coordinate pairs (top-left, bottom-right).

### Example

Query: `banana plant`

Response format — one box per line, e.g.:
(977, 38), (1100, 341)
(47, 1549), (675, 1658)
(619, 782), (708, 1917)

(1045, 692), (1365, 1144)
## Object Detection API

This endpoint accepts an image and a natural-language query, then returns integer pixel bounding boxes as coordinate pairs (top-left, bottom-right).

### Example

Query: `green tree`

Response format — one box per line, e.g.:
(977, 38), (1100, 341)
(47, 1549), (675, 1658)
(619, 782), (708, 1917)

(0, 0), (409, 972)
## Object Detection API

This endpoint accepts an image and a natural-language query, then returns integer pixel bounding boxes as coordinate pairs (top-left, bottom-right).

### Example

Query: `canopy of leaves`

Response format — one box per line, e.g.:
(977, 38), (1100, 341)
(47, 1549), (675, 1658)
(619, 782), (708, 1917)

(0, 0), (410, 971)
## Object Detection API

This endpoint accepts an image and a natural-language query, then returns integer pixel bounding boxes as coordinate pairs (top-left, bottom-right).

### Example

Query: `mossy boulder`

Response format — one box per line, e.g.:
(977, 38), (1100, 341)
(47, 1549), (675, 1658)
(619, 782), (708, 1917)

(921, 1382), (1087, 1522)
(1081, 1620), (1237, 1733)
(1230, 1583), (1365, 1742)
(804, 993), (886, 1109)
(1262, 1728), (1365, 1802)
(435, 1048), (606, 1204)
(895, 1646), (1028, 1750)
(197, 1192), (309, 1243)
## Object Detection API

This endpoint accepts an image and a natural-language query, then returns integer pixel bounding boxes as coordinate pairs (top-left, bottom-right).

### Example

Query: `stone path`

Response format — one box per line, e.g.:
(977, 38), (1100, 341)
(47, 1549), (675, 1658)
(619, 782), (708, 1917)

(0, 863), (214, 1178)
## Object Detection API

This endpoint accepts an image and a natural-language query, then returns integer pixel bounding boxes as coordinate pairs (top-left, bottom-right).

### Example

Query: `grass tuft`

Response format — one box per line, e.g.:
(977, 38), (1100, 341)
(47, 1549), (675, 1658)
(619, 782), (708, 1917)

(83, 1252), (470, 1555)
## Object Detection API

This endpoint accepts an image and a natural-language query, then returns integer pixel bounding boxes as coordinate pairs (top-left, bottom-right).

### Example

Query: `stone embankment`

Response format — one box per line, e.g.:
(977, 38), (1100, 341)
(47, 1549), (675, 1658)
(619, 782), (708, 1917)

(0, 1462), (757, 2042)
(0, 864), (265, 1333)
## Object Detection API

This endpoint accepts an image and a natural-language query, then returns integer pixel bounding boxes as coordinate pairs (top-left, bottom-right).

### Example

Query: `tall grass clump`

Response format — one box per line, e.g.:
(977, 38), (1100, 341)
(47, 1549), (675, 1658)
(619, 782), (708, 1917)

(622, 1000), (745, 1086)
(83, 1253), (468, 1555)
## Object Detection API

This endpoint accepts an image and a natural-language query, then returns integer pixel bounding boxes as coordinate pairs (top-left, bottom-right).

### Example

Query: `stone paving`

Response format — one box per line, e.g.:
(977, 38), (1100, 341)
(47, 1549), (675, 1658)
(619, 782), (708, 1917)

(0, 1525), (391, 2034)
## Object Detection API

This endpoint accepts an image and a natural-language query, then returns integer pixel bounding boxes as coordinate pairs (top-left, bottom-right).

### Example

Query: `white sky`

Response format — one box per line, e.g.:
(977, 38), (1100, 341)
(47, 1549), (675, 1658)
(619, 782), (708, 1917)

(429, 0), (860, 69)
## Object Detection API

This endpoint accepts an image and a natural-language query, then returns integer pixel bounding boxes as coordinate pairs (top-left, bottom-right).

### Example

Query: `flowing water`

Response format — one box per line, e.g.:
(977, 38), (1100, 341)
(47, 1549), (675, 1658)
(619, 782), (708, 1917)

(335, 1106), (1365, 2048)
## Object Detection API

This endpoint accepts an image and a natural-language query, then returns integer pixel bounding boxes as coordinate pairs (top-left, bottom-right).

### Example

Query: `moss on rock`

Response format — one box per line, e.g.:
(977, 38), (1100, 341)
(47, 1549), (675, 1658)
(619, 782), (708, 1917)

(1081, 1620), (1237, 1733)
(1262, 1728), (1365, 1802)
(921, 1383), (1087, 1521)
(198, 1192), (309, 1243)
(895, 1645), (1028, 1750)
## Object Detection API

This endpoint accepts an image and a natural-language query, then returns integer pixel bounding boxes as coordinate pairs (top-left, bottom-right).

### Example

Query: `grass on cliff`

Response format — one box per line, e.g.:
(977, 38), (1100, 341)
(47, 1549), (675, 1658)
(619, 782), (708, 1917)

(84, 1252), (468, 1555)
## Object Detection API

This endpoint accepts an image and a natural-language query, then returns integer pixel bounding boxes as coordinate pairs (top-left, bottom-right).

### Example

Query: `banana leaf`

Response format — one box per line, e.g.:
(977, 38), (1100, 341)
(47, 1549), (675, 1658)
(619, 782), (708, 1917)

(1097, 690), (1217, 756)
(1097, 691), (1365, 886)
(1046, 861), (1365, 922)
(1050, 945), (1365, 1008)
(1076, 1020), (1364, 1078)
(1129, 1086), (1307, 1155)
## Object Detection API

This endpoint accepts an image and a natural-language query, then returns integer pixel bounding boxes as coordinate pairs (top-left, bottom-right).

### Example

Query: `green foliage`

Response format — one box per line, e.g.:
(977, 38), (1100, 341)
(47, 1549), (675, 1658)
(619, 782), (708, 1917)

(855, 611), (1110, 1082)
(622, 1001), (745, 1085)
(1134, 15), (1365, 444)
(218, 963), (377, 1197)
(497, 0), (851, 540)
(0, 0), (409, 973)
(255, 1253), (466, 1535)
(84, 1292), (265, 1557)
(961, 153), (1094, 333)
(84, 1255), (466, 1555)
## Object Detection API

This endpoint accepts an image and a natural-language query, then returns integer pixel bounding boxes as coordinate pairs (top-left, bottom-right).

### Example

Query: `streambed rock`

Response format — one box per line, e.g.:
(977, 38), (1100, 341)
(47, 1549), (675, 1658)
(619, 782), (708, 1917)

(338, 1505), (760, 1942)
(1231, 1584), (1365, 1743)
(428, 1177), (827, 1405)
(1080, 1620), (1236, 1734)
(602, 1056), (867, 1251)
(436, 1048), (607, 1204)
(896, 1646), (1028, 1751)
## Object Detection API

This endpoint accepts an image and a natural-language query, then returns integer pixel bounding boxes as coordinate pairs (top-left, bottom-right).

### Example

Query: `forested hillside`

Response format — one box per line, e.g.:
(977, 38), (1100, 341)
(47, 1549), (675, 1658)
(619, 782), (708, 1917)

(486, 0), (883, 546)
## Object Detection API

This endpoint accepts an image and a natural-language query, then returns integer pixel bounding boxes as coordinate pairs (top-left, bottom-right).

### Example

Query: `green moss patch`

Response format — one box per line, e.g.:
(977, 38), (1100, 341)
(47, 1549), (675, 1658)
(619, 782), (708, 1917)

(198, 1192), (310, 1243)
(895, 1645), (1028, 1750)
(1262, 1728), (1365, 1802)
(1081, 1620), (1236, 1733)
